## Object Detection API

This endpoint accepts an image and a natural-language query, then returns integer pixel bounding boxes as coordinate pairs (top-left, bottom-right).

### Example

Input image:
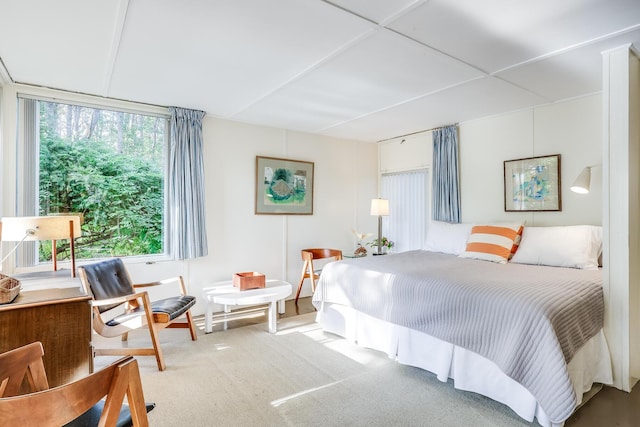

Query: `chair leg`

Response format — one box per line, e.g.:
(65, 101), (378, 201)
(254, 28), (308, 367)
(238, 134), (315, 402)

(295, 279), (304, 304)
(185, 310), (198, 341)
(295, 260), (309, 304)
(140, 292), (166, 371)
(148, 323), (165, 371)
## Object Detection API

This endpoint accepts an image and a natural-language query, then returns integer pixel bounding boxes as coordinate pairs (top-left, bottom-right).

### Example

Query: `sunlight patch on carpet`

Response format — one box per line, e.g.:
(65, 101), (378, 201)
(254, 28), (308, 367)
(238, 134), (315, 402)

(270, 378), (346, 407)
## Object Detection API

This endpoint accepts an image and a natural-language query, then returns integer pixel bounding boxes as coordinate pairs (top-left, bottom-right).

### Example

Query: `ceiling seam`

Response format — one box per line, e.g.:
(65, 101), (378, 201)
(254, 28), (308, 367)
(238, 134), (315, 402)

(229, 0), (437, 119)
(491, 75), (553, 104)
(382, 27), (491, 77)
(313, 75), (485, 134)
(0, 56), (14, 84)
(320, 0), (429, 28)
(319, 0), (494, 84)
(492, 23), (640, 76)
(101, 0), (130, 97)
(227, 28), (378, 118)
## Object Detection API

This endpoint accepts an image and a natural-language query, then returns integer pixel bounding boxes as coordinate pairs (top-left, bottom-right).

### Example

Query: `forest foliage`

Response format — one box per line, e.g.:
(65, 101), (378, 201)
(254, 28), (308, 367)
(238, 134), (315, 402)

(38, 101), (166, 261)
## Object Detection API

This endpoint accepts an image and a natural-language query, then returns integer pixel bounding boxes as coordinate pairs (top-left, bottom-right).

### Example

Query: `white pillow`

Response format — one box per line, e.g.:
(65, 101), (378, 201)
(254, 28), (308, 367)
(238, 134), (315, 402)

(509, 225), (602, 270)
(424, 221), (473, 255)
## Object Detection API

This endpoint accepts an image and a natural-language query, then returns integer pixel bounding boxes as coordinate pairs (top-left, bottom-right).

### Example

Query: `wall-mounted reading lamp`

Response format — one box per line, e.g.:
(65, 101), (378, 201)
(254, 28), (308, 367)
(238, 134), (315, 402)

(570, 165), (601, 194)
(0, 215), (82, 277)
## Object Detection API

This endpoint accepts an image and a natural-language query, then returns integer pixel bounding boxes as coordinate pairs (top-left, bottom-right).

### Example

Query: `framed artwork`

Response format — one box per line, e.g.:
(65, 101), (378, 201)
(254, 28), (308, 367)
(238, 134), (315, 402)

(504, 154), (561, 212)
(255, 156), (314, 215)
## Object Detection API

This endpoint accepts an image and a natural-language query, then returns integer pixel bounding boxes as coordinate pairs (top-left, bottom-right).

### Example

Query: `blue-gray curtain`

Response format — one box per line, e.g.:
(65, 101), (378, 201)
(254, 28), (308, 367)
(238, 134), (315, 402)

(168, 107), (208, 259)
(432, 125), (461, 223)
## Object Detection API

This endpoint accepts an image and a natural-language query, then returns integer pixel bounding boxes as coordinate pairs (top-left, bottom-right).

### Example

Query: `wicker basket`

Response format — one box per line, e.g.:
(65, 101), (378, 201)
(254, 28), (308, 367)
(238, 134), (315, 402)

(0, 274), (21, 304)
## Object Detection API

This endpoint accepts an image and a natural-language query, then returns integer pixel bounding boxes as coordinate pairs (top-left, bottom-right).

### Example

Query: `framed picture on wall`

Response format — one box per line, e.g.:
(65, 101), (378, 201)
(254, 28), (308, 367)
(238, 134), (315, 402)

(504, 154), (561, 212)
(255, 156), (314, 215)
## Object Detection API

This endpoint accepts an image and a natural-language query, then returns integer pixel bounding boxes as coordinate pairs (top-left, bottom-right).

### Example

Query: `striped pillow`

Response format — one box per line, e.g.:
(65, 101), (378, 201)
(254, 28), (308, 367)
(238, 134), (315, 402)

(460, 223), (524, 263)
(510, 226), (523, 258)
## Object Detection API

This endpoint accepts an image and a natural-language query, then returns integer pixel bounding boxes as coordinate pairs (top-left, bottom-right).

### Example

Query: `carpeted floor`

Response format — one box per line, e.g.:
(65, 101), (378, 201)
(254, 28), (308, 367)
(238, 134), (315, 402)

(95, 313), (536, 426)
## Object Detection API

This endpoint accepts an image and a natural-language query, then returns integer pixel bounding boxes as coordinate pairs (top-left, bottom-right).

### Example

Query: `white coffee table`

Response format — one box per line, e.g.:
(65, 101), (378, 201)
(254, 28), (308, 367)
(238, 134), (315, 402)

(202, 280), (292, 334)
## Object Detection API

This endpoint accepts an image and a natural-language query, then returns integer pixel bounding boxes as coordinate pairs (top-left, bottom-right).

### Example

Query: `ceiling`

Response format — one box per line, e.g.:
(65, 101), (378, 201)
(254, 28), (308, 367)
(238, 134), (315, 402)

(1, 0), (639, 143)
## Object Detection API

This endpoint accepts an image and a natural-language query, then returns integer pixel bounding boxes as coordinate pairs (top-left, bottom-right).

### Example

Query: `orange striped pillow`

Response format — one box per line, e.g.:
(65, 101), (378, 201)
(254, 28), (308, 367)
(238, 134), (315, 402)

(460, 223), (524, 263)
(509, 226), (524, 259)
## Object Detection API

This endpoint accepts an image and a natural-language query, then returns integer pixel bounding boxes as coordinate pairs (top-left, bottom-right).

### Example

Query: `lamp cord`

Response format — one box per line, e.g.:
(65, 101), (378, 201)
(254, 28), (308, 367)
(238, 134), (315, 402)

(0, 228), (37, 265)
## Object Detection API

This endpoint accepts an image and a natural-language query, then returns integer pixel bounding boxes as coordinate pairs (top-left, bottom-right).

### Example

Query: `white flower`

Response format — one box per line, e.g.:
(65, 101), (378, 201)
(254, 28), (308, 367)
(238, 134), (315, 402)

(351, 229), (372, 241)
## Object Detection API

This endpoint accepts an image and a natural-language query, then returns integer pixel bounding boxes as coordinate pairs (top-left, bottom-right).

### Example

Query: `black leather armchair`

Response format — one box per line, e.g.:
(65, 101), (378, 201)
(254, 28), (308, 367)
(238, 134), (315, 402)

(78, 258), (197, 371)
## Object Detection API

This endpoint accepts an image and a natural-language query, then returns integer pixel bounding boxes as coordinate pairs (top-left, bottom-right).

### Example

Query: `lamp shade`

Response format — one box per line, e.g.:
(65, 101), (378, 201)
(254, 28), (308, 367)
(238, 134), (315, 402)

(370, 199), (389, 216)
(1, 216), (82, 241)
(570, 167), (591, 194)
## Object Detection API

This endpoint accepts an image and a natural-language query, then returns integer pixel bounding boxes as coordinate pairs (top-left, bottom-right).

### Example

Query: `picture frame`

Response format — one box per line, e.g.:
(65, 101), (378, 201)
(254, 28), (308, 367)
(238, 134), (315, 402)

(255, 156), (314, 215)
(504, 154), (561, 212)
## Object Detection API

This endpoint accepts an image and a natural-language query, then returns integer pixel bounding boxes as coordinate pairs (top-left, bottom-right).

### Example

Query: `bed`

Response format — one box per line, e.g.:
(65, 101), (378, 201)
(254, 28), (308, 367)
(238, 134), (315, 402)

(312, 224), (613, 427)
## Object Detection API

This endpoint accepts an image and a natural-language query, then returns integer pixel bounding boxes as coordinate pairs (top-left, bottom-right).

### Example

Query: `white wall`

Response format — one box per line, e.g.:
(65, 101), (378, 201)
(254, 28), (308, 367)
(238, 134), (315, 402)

(379, 132), (432, 174)
(0, 84), (379, 316)
(459, 94), (602, 226)
(96, 120), (379, 316)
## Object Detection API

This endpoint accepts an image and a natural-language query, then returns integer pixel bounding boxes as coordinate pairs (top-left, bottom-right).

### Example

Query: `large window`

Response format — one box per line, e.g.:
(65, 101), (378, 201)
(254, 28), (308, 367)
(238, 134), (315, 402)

(16, 96), (168, 265)
(381, 170), (428, 253)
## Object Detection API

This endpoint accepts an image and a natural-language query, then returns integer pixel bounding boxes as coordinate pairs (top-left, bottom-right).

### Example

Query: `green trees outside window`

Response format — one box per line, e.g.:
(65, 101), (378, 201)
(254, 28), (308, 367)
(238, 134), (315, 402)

(38, 101), (167, 261)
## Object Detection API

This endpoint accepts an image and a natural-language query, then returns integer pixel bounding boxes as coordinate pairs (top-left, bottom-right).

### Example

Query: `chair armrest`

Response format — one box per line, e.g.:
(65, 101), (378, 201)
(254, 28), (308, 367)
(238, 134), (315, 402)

(90, 291), (148, 308)
(133, 276), (189, 296)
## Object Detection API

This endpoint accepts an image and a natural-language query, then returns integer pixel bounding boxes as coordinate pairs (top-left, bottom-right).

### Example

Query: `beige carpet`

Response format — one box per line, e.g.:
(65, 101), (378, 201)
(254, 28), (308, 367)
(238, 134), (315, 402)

(94, 313), (535, 426)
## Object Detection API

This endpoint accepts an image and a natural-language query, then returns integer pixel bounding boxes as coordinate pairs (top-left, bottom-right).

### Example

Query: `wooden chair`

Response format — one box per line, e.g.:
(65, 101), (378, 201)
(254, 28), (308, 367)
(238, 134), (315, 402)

(78, 258), (198, 371)
(295, 248), (343, 303)
(0, 341), (153, 427)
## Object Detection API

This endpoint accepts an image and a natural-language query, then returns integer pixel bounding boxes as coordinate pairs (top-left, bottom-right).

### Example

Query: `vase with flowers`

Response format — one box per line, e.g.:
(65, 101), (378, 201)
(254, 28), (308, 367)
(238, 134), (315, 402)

(367, 236), (394, 254)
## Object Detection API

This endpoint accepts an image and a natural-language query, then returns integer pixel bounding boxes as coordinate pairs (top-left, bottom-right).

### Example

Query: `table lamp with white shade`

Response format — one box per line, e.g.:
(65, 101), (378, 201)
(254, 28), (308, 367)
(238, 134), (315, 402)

(370, 198), (389, 256)
(0, 215), (82, 277)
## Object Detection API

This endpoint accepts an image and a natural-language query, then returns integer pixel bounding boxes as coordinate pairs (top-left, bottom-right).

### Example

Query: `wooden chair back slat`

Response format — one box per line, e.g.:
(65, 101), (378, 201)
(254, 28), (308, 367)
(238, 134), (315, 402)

(0, 343), (150, 426)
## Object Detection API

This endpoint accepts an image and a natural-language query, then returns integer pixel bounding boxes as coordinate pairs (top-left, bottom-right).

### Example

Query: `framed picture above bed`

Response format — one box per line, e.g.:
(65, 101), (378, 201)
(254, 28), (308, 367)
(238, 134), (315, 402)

(255, 156), (314, 215)
(504, 154), (561, 212)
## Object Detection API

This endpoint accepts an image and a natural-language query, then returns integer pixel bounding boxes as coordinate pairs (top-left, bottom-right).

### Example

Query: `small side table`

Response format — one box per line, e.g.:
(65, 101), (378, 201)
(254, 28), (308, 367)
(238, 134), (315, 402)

(202, 280), (292, 334)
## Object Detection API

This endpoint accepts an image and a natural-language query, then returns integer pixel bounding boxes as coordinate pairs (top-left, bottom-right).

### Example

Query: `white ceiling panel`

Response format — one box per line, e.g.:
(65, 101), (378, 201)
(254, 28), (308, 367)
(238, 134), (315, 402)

(0, 0), (638, 142)
(234, 29), (484, 132)
(497, 28), (640, 102)
(0, 0), (123, 94)
(320, 77), (549, 141)
(388, 0), (640, 74)
(107, 0), (374, 115)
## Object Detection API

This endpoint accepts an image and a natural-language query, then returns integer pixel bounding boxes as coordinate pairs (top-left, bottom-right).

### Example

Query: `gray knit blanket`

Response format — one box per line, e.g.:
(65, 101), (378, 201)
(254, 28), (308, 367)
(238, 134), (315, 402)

(312, 250), (604, 423)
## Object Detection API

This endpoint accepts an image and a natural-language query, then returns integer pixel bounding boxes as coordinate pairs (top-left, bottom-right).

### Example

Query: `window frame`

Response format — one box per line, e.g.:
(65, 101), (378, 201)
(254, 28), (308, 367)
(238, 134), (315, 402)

(12, 91), (171, 272)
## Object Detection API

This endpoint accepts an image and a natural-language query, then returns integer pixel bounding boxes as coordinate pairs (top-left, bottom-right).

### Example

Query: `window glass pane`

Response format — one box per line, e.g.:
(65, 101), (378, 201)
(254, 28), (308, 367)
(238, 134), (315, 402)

(37, 100), (167, 261)
(381, 170), (428, 253)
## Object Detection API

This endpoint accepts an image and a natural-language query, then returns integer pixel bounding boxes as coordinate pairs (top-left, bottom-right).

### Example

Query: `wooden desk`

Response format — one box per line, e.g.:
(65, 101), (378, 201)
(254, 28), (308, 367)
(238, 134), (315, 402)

(0, 287), (92, 387)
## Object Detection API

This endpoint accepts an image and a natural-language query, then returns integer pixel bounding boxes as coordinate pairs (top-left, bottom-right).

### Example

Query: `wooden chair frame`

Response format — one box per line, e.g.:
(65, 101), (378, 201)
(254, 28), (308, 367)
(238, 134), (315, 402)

(0, 342), (150, 426)
(295, 248), (343, 303)
(78, 264), (198, 372)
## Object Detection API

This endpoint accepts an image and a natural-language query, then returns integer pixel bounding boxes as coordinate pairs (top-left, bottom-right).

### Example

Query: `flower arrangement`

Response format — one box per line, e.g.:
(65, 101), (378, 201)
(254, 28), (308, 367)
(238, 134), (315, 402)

(367, 236), (394, 249)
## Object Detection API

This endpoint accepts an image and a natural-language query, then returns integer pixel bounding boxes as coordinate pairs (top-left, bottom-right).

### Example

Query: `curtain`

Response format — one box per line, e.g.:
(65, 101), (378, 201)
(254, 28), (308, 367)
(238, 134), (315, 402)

(432, 125), (461, 223)
(168, 107), (208, 259)
(16, 97), (39, 266)
(381, 170), (428, 253)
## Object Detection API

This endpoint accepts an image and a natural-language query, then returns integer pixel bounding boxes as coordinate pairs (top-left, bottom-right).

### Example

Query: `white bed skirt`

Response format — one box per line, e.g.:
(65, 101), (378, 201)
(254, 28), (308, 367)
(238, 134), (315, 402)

(316, 303), (613, 427)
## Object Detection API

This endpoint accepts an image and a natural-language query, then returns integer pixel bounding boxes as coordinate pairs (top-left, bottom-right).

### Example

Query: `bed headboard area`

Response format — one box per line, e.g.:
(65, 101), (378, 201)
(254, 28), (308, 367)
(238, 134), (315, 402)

(424, 221), (602, 270)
